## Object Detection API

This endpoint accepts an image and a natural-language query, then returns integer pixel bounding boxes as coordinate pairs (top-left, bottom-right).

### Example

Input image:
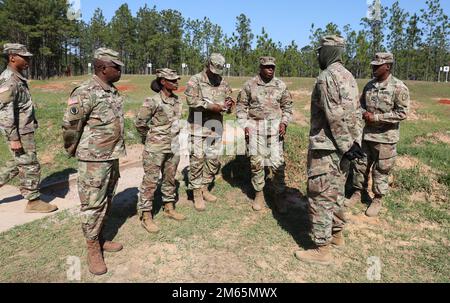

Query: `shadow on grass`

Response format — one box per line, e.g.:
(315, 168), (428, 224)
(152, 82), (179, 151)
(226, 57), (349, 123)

(40, 168), (77, 201)
(221, 155), (253, 200)
(103, 180), (183, 240)
(103, 187), (138, 241)
(222, 156), (314, 249)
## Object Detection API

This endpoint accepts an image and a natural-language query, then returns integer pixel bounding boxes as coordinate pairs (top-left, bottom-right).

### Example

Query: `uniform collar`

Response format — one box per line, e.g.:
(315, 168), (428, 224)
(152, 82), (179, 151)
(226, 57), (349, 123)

(200, 69), (223, 86)
(256, 74), (276, 86)
(7, 65), (28, 82)
(374, 74), (393, 89)
(160, 91), (176, 105)
(93, 75), (117, 93)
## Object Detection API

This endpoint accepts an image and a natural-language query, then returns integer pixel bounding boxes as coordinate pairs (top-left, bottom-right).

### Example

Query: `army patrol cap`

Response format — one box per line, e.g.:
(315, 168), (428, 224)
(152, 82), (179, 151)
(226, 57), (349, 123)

(94, 48), (124, 66)
(3, 43), (33, 57)
(317, 35), (346, 50)
(259, 56), (276, 67)
(156, 68), (180, 80)
(371, 52), (395, 66)
(208, 53), (225, 75)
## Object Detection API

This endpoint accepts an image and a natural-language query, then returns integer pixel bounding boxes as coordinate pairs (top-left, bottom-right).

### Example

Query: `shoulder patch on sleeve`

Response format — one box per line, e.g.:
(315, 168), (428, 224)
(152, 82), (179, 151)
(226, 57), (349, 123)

(67, 103), (84, 122)
(67, 95), (79, 105)
(400, 91), (409, 102)
(0, 84), (13, 103)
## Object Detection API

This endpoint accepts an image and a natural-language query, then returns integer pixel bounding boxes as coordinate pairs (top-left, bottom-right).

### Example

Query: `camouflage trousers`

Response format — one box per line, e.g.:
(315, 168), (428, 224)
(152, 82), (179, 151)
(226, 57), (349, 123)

(248, 133), (286, 193)
(0, 132), (40, 201)
(138, 151), (180, 217)
(78, 160), (120, 241)
(189, 135), (222, 190)
(353, 141), (397, 197)
(307, 150), (349, 246)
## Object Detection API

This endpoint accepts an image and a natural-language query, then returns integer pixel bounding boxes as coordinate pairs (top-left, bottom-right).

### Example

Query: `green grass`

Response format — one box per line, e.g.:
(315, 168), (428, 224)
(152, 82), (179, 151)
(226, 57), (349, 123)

(0, 75), (449, 282)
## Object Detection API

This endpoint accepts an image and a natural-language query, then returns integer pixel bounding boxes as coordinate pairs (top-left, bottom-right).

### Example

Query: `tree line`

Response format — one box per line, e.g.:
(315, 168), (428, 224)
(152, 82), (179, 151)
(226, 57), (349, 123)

(0, 0), (448, 81)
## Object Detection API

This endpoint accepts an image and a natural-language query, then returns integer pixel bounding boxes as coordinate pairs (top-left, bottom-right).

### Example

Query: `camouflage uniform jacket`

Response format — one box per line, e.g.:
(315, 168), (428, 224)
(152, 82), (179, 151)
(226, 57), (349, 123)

(309, 62), (362, 160)
(63, 75), (126, 161)
(236, 75), (293, 135)
(361, 75), (409, 144)
(135, 91), (182, 154)
(185, 70), (232, 137)
(0, 66), (38, 141)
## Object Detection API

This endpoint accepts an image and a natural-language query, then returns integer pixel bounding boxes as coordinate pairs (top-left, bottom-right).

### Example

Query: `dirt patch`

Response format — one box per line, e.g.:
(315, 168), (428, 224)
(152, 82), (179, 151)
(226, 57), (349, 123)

(124, 111), (135, 119)
(433, 132), (450, 145)
(410, 192), (427, 203)
(116, 84), (137, 92)
(292, 110), (308, 127)
(408, 100), (435, 121)
(396, 155), (423, 170)
(40, 152), (55, 165)
(33, 83), (67, 92)
(414, 132), (450, 145)
(291, 89), (312, 99)
(120, 144), (143, 166)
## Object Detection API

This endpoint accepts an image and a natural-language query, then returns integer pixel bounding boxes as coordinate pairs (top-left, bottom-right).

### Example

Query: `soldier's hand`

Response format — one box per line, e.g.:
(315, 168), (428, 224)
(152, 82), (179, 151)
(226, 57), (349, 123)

(244, 127), (251, 144)
(10, 140), (23, 152)
(344, 142), (365, 161)
(207, 103), (224, 114)
(279, 123), (287, 139)
(225, 98), (235, 112)
(363, 112), (376, 123)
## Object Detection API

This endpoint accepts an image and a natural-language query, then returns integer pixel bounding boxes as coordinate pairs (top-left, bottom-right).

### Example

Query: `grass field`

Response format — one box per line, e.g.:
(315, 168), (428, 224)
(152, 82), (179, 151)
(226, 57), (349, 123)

(0, 74), (449, 282)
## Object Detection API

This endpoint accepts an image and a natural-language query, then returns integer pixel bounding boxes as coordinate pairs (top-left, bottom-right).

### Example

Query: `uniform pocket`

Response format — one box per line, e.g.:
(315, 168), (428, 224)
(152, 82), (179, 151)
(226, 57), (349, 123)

(379, 143), (397, 160)
(308, 174), (330, 196)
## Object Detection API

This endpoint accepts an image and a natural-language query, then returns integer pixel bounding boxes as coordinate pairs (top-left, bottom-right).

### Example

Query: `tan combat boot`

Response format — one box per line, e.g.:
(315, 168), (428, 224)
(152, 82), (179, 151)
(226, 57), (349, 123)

(25, 199), (58, 213)
(141, 212), (160, 233)
(86, 239), (107, 275)
(274, 193), (288, 214)
(193, 189), (206, 212)
(331, 231), (345, 248)
(99, 235), (123, 253)
(295, 245), (332, 265)
(252, 191), (265, 211)
(366, 196), (383, 217)
(163, 203), (186, 221)
(202, 187), (218, 203)
(345, 190), (362, 208)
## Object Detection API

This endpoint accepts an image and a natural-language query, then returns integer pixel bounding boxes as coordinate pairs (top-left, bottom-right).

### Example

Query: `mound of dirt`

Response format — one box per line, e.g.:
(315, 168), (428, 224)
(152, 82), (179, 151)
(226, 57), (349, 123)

(414, 132), (450, 145)
(116, 84), (137, 92)
(292, 110), (308, 127)
(33, 83), (67, 92)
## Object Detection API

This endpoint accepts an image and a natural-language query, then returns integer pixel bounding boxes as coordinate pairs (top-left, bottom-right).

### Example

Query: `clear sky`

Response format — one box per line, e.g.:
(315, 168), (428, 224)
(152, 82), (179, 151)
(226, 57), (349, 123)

(79, 0), (450, 47)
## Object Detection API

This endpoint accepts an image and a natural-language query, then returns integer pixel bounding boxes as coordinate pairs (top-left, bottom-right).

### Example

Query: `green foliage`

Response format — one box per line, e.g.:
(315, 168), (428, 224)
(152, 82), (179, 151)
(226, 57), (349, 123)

(394, 167), (432, 193)
(0, 1), (448, 80)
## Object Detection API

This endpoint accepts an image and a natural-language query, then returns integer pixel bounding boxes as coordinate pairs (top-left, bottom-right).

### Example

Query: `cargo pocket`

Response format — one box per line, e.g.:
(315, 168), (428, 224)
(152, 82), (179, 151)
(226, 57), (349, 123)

(308, 174), (330, 197)
(378, 144), (397, 173)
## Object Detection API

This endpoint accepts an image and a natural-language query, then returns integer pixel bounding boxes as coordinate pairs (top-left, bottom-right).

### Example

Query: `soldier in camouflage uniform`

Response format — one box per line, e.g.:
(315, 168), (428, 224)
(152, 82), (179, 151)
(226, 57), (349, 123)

(295, 36), (364, 264)
(347, 53), (410, 217)
(0, 43), (58, 213)
(135, 68), (186, 234)
(185, 53), (234, 212)
(236, 56), (293, 213)
(62, 48), (125, 275)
